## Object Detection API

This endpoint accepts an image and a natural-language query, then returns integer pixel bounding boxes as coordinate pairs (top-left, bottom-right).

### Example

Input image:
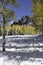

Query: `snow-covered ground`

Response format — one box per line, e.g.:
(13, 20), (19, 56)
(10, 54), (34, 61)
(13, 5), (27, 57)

(0, 35), (43, 65)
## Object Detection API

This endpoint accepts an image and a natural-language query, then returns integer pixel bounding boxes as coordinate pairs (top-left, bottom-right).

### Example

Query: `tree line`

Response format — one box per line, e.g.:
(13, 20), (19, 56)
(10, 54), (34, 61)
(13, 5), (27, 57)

(0, 15), (39, 36)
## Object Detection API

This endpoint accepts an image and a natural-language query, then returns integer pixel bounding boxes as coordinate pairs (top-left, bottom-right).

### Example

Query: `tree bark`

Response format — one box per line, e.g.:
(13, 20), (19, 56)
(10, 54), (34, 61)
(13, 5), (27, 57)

(42, 20), (43, 35)
(2, 15), (6, 51)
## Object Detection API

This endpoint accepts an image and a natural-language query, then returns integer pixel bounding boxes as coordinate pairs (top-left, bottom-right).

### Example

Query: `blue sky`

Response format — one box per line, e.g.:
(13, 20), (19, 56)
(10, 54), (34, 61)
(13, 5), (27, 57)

(12, 0), (33, 20)
(0, 0), (33, 25)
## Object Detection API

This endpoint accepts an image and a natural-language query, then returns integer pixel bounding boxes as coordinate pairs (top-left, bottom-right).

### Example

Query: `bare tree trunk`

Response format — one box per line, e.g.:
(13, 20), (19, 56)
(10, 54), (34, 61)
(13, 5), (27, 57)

(42, 20), (43, 35)
(2, 15), (6, 51)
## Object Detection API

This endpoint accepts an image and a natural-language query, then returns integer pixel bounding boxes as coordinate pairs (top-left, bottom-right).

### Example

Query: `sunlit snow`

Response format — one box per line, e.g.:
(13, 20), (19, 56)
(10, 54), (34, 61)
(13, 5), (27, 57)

(0, 35), (43, 65)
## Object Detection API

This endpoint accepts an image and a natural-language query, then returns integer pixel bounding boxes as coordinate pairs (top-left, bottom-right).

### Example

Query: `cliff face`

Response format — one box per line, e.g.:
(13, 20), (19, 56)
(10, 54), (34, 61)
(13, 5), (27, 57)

(11, 15), (33, 26)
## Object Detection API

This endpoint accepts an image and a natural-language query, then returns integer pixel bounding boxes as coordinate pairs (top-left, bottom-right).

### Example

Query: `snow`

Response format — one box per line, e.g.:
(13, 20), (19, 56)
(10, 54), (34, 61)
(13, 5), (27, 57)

(0, 35), (43, 65)
(0, 55), (43, 65)
(25, 58), (43, 65)
(0, 34), (39, 39)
